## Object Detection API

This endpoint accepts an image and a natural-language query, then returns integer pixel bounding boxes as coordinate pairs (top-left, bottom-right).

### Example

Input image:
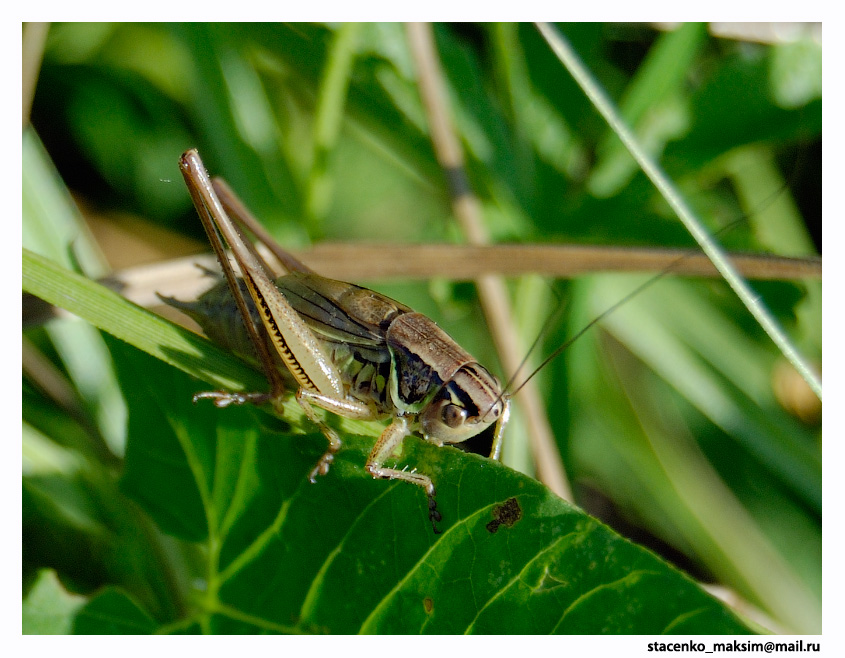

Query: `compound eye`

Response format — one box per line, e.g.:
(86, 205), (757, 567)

(441, 404), (467, 428)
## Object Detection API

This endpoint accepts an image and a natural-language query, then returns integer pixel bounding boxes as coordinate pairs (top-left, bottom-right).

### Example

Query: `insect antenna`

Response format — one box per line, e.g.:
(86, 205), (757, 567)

(497, 284), (567, 398)
(504, 171), (801, 402)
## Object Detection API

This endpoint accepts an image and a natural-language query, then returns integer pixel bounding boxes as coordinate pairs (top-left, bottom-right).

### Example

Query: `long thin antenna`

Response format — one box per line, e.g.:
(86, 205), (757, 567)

(511, 272), (662, 398)
(499, 287), (567, 396)
(510, 162), (808, 397)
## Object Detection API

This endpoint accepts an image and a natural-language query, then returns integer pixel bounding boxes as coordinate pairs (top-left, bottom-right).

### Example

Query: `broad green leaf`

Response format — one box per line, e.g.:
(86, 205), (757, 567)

(111, 343), (750, 634)
(72, 589), (157, 634)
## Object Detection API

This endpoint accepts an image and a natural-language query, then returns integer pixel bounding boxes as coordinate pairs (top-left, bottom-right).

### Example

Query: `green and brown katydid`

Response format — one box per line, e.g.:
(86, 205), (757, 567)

(164, 149), (510, 533)
(161, 145), (820, 537)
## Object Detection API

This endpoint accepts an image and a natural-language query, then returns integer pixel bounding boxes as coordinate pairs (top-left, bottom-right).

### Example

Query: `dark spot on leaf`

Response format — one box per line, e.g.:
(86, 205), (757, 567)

(423, 597), (434, 614)
(428, 491), (442, 534)
(486, 497), (523, 533)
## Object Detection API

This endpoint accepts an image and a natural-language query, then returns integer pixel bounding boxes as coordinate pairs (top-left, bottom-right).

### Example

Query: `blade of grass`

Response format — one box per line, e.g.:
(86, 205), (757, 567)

(306, 22), (362, 227)
(536, 22), (821, 402)
(23, 128), (126, 454)
(24, 247), (266, 396)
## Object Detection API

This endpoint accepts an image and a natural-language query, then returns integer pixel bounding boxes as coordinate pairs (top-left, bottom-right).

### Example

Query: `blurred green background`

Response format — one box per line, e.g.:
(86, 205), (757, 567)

(23, 23), (821, 633)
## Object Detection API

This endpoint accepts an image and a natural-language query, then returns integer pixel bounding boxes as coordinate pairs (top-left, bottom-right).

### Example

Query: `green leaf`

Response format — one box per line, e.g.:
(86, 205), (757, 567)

(112, 343), (750, 634)
(72, 589), (157, 634)
(23, 570), (86, 634)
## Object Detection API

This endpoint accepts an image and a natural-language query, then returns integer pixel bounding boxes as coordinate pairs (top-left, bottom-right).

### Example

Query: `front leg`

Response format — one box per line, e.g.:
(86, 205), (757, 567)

(488, 395), (511, 462)
(366, 416), (442, 534)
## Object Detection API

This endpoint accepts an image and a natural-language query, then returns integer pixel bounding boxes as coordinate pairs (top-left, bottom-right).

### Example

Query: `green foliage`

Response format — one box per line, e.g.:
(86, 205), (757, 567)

(23, 570), (86, 634)
(23, 22), (820, 633)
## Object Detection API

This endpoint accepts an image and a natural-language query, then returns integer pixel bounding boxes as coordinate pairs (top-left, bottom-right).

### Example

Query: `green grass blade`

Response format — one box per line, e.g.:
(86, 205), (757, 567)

(536, 22), (821, 402)
(23, 248), (264, 395)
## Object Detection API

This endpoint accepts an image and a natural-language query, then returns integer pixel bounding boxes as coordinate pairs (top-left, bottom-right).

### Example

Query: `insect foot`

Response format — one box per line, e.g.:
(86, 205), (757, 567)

(308, 451), (335, 483)
(193, 390), (274, 408)
(365, 462), (442, 534)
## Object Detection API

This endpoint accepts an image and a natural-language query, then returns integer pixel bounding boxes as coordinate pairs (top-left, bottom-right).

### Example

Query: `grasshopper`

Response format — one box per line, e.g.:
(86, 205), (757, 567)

(167, 149), (510, 533)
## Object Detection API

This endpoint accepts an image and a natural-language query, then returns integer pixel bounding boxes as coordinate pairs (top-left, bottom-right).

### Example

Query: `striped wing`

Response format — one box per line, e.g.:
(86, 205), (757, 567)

(276, 272), (411, 352)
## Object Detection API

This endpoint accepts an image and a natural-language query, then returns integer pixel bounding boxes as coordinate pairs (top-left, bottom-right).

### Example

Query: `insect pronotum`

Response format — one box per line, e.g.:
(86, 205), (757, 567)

(169, 149), (510, 533)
